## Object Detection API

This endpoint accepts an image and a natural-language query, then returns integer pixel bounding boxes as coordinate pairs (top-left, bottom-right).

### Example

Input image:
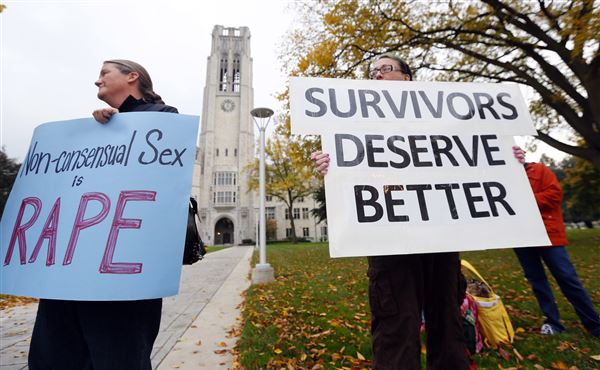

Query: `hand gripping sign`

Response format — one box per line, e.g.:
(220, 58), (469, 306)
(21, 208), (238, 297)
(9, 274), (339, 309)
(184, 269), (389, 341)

(290, 77), (550, 257)
(0, 112), (199, 300)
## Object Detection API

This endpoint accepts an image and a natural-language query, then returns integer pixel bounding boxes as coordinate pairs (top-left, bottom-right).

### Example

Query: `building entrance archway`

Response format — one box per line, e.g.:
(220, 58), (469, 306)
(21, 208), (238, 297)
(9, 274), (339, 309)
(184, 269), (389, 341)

(214, 218), (234, 245)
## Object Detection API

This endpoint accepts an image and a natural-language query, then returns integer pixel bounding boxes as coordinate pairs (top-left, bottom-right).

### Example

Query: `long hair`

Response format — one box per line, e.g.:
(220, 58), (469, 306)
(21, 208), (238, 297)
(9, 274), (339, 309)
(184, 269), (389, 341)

(104, 59), (166, 104)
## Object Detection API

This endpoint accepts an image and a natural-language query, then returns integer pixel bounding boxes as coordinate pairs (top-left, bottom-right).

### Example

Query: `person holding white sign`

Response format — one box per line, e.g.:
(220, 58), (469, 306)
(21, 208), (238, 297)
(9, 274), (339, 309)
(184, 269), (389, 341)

(28, 59), (178, 370)
(311, 54), (528, 370)
(312, 54), (469, 370)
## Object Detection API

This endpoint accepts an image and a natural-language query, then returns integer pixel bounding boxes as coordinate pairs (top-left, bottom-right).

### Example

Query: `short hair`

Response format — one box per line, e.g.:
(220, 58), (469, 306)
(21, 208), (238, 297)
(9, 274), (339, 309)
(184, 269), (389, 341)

(373, 53), (413, 80)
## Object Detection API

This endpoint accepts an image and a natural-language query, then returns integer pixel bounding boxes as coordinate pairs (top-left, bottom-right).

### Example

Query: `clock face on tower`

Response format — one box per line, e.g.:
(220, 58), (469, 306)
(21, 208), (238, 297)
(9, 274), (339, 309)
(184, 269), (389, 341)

(221, 99), (235, 112)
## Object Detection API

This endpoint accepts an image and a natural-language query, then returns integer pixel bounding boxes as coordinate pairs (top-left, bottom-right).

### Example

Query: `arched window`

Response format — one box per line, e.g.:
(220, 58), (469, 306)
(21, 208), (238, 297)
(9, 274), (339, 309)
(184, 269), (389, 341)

(232, 55), (241, 93)
(219, 55), (228, 92)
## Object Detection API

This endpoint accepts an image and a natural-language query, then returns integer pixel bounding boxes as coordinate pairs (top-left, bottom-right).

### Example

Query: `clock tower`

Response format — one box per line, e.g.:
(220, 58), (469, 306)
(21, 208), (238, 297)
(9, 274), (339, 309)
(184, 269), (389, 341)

(191, 25), (255, 245)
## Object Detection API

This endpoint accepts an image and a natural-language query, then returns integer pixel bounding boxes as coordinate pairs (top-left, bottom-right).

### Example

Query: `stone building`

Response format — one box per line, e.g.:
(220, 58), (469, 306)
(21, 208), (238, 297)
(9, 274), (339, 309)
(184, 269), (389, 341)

(191, 25), (327, 245)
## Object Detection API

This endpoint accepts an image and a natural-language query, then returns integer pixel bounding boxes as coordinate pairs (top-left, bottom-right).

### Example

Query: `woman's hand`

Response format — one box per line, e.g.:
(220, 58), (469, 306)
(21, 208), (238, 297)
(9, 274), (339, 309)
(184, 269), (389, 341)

(512, 145), (526, 164)
(310, 151), (330, 176)
(92, 107), (119, 124)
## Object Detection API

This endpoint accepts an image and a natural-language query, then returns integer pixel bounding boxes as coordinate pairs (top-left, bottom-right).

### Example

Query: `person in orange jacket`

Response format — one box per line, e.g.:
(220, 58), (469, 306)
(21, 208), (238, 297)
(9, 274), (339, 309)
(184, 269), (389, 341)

(516, 162), (600, 337)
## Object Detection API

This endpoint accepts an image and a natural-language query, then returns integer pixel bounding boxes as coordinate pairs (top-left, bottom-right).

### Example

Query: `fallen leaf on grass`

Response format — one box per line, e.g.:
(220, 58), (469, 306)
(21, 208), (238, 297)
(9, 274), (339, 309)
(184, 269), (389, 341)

(498, 347), (511, 361)
(526, 354), (539, 361)
(591, 354), (600, 361)
(356, 351), (365, 360)
(556, 341), (572, 352)
(0, 295), (38, 310)
(310, 329), (332, 338)
(533, 364), (546, 370)
(274, 348), (283, 354)
(513, 348), (524, 361)
(551, 361), (569, 369)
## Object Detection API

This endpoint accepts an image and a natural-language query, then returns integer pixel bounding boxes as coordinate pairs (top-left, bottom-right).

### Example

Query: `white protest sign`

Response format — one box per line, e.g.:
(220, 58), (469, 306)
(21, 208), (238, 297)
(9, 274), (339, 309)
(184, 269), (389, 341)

(289, 77), (550, 257)
(321, 127), (549, 257)
(290, 77), (536, 135)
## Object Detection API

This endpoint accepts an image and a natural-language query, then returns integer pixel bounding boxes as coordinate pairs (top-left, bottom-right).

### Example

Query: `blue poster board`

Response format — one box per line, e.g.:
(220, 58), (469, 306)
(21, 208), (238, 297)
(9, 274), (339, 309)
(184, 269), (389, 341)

(0, 112), (199, 300)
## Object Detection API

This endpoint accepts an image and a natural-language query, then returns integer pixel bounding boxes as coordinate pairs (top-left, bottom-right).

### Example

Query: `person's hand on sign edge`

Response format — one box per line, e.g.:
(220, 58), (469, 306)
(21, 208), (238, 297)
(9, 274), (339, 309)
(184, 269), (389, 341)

(310, 150), (330, 176)
(92, 107), (119, 124)
(513, 145), (526, 164)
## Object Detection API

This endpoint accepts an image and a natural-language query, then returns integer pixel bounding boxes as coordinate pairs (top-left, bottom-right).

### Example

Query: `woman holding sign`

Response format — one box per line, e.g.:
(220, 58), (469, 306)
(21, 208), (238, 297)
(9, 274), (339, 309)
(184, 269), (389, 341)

(28, 60), (177, 370)
(311, 54), (527, 370)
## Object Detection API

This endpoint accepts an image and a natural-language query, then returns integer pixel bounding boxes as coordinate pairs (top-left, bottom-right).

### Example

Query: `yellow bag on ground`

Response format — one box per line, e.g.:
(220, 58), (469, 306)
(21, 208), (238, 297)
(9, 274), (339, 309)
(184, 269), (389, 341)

(461, 260), (514, 348)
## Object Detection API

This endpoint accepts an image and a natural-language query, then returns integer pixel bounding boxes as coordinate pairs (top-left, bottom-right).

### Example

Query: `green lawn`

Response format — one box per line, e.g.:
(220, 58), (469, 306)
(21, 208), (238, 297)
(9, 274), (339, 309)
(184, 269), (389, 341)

(237, 229), (600, 369)
(205, 245), (229, 254)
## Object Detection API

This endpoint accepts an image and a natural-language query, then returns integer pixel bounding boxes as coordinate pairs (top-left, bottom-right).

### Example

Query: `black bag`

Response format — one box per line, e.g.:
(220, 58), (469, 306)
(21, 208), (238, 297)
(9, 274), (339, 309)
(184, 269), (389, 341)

(182, 198), (206, 265)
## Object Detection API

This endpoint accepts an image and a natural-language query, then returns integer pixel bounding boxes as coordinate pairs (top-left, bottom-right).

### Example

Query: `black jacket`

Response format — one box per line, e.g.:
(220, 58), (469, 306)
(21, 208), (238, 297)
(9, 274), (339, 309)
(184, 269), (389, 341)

(118, 95), (178, 113)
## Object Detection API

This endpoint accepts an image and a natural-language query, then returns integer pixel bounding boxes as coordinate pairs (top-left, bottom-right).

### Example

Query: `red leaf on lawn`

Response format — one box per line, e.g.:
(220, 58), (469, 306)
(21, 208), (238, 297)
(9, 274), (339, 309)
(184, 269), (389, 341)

(498, 347), (511, 361)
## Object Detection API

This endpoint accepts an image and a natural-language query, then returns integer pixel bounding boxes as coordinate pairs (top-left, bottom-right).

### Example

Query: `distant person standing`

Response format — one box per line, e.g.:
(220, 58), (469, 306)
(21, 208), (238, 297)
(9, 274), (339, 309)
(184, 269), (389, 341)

(516, 162), (600, 338)
(28, 59), (178, 370)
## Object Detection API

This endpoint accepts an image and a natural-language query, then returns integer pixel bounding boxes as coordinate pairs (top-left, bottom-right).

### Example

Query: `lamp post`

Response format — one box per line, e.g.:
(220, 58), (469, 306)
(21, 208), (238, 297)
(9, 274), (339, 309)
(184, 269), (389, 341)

(251, 107), (275, 284)
(254, 206), (259, 251)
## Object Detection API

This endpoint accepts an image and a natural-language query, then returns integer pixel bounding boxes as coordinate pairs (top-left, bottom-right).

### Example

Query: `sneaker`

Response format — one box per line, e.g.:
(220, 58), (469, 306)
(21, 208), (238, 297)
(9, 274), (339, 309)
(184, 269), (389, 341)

(540, 323), (557, 335)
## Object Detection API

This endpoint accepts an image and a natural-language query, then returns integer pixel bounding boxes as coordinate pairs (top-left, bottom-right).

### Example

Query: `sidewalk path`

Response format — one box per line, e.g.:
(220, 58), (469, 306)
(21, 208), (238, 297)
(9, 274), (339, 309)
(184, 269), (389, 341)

(0, 246), (253, 370)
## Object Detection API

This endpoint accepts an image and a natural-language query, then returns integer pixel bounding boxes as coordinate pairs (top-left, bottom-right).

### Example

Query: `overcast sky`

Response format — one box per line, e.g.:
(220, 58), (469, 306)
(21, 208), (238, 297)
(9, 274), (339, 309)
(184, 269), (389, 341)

(0, 0), (295, 162)
(0, 0), (567, 163)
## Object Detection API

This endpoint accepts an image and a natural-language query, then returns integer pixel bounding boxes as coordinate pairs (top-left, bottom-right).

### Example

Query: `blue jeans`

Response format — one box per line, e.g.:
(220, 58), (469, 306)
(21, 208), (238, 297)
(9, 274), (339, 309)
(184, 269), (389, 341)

(514, 246), (600, 336)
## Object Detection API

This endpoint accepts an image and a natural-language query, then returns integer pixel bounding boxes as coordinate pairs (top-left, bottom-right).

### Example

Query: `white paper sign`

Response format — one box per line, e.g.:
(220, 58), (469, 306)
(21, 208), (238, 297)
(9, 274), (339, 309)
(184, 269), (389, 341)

(321, 129), (549, 257)
(290, 77), (536, 136)
(290, 77), (550, 257)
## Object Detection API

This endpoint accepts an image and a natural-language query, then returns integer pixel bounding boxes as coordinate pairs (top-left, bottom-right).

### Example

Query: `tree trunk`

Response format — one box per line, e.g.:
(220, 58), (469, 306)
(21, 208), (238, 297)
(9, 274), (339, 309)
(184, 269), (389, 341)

(288, 205), (298, 243)
(591, 150), (600, 174)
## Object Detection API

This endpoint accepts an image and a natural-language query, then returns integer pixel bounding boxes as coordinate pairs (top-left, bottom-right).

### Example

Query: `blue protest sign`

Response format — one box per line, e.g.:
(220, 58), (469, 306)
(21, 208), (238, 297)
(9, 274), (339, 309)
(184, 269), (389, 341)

(0, 112), (199, 300)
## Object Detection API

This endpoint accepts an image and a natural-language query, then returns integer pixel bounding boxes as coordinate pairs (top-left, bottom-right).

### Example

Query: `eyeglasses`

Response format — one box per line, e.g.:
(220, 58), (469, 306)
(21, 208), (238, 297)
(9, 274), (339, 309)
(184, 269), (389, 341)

(368, 64), (403, 79)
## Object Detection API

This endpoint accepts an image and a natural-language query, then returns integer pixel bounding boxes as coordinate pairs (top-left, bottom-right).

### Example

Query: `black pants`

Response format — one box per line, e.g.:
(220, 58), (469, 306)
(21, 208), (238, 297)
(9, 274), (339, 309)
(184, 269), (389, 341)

(29, 298), (162, 370)
(368, 252), (469, 370)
